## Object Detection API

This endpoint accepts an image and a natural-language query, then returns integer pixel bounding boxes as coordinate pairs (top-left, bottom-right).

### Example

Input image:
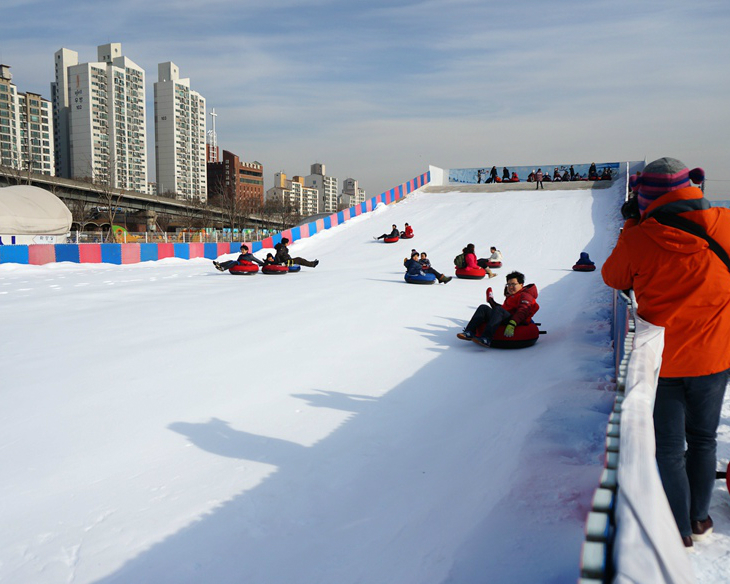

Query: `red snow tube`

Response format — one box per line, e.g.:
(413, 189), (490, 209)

(229, 262), (259, 275)
(400, 233), (414, 239)
(573, 264), (596, 272)
(383, 236), (400, 243)
(455, 267), (486, 280)
(486, 261), (502, 268)
(476, 321), (542, 349)
(262, 264), (289, 274)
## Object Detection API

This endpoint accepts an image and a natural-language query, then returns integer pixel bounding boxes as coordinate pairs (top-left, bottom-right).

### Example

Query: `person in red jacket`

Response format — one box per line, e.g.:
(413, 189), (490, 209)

(462, 243), (496, 278)
(400, 223), (414, 238)
(456, 271), (539, 346)
(602, 157), (730, 549)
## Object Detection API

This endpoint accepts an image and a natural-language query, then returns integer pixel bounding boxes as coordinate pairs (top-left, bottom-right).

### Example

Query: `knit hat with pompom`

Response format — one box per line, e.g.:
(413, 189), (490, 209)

(630, 157), (705, 214)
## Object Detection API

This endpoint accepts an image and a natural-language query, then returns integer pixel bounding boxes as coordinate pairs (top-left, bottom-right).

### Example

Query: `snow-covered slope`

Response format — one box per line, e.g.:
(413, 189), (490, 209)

(1, 182), (725, 583)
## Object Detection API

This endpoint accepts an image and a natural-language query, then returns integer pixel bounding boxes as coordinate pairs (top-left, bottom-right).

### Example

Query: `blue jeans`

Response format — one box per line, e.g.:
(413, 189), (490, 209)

(653, 369), (729, 536)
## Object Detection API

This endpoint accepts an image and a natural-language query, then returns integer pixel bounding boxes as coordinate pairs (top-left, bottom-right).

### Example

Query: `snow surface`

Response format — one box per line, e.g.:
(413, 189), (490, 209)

(1, 183), (728, 583)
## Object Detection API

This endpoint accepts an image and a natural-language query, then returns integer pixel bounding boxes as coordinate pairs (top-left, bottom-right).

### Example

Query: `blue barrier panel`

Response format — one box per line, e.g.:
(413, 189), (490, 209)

(173, 243), (189, 259)
(323, 216), (331, 229)
(336, 211), (344, 224)
(100, 243), (122, 264)
(54, 244), (80, 263)
(360, 201), (367, 214)
(291, 227), (301, 241)
(203, 243), (219, 259)
(272, 233), (283, 246)
(308, 221), (318, 236)
(140, 243), (158, 262)
(250, 241), (263, 253)
(0, 245), (29, 264)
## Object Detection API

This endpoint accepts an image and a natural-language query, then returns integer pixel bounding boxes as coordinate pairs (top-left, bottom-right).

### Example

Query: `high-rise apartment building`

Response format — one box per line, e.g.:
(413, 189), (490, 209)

(207, 149), (264, 208)
(341, 178), (366, 207)
(1, 64), (55, 175)
(266, 172), (318, 217)
(52, 43), (148, 193)
(305, 163), (338, 213)
(154, 62), (207, 201)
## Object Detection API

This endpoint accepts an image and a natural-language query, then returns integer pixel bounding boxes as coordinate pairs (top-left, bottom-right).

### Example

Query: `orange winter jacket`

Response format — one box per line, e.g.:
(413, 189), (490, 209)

(602, 186), (730, 377)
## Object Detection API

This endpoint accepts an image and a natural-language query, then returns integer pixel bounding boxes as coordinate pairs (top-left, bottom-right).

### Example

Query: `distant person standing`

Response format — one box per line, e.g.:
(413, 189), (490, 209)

(602, 157), (730, 550)
(502, 167), (510, 181)
(588, 162), (598, 180)
(488, 166), (498, 184)
(535, 168), (544, 190)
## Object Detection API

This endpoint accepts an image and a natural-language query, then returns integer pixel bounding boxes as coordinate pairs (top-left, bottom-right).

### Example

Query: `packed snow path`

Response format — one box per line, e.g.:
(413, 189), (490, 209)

(0, 183), (690, 583)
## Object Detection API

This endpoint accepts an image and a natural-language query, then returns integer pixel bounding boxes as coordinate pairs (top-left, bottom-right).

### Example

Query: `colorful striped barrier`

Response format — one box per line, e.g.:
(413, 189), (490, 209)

(0, 171), (430, 266)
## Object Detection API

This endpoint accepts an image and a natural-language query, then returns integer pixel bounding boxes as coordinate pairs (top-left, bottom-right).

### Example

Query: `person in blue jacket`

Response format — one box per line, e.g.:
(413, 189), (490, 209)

(574, 252), (595, 267)
(404, 251), (451, 283)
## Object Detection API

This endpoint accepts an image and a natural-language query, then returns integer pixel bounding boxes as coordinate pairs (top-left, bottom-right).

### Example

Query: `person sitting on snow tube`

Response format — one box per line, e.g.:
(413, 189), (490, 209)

(481, 246), (503, 269)
(400, 223), (414, 239)
(463, 243), (497, 278)
(261, 252), (287, 273)
(274, 237), (319, 268)
(419, 251), (432, 269)
(375, 224), (400, 241)
(213, 243), (265, 272)
(404, 250), (451, 284)
(573, 252), (596, 271)
(456, 270), (539, 347)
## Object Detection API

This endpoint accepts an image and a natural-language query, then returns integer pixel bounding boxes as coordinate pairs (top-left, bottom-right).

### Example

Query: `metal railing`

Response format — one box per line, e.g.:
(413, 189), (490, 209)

(67, 229), (281, 245)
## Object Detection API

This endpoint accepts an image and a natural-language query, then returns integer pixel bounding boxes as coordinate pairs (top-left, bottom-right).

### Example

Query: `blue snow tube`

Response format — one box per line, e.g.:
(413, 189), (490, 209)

(404, 272), (437, 285)
(288, 264), (301, 272)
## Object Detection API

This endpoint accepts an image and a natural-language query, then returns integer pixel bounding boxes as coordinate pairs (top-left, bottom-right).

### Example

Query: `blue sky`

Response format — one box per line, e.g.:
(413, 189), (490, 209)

(3, 0), (730, 197)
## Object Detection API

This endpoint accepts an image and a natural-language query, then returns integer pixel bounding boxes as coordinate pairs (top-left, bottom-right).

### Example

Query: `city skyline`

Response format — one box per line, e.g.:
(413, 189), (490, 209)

(3, 0), (729, 198)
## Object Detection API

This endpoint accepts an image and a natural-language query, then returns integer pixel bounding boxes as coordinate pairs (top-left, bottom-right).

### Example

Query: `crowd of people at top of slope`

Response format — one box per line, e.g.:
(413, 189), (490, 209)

(477, 163), (614, 184)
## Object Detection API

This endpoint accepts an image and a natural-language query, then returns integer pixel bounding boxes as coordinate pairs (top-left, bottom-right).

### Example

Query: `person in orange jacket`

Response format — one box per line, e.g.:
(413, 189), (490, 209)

(602, 157), (730, 549)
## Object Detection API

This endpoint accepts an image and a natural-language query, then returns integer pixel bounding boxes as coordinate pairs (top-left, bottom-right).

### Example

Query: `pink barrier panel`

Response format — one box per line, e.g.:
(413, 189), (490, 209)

(261, 236), (274, 249)
(79, 244), (102, 263)
(158, 243), (175, 259)
(316, 219), (325, 232)
(329, 214), (339, 227)
(299, 224), (310, 238)
(189, 243), (205, 258)
(280, 229), (293, 242)
(365, 200), (373, 212)
(343, 208), (352, 221)
(121, 244), (141, 264)
(28, 245), (56, 265)
(217, 243), (229, 257)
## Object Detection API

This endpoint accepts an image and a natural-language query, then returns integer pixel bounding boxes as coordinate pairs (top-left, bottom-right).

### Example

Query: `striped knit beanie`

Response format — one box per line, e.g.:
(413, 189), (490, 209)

(631, 157), (705, 214)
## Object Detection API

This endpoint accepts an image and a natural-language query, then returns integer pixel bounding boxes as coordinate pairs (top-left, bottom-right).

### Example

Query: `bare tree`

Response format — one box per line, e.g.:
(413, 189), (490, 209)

(60, 196), (97, 234)
(0, 162), (34, 186)
(209, 176), (242, 232)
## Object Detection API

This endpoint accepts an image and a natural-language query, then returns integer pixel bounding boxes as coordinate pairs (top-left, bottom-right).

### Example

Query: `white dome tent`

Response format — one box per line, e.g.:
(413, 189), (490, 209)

(0, 185), (72, 245)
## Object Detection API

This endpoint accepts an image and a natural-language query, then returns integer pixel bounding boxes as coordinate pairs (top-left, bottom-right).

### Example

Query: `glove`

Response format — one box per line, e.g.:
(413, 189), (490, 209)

(504, 320), (517, 338)
(621, 197), (640, 220)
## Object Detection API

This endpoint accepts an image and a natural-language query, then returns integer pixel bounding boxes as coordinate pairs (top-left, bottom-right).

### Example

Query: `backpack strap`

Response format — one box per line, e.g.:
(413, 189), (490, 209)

(647, 209), (730, 273)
